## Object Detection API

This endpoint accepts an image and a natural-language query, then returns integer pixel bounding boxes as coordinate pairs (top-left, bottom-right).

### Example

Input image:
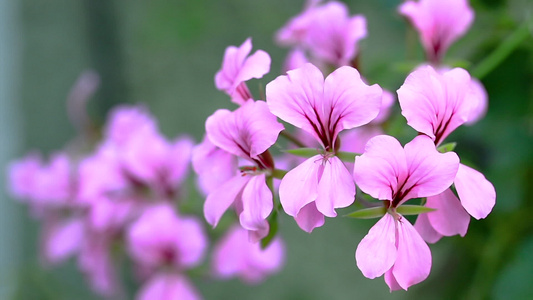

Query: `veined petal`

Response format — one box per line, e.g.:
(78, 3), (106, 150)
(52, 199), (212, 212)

(353, 135), (407, 200)
(294, 202), (325, 233)
(414, 213), (443, 244)
(204, 174), (250, 227)
(239, 174), (273, 233)
(316, 156), (355, 217)
(323, 66), (382, 139)
(279, 155), (320, 217)
(234, 49), (271, 89)
(426, 189), (470, 237)
(454, 164), (496, 219)
(398, 66), (473, 145)
(205, 101), (283, 161)
(392, 216), (431, 290)
(355, 213), (397, 279)
(401, 135), (459, 202)
(266, 63), (326, 144)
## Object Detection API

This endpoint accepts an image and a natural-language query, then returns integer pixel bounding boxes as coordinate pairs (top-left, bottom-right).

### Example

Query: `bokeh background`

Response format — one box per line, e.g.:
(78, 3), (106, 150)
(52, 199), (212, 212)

(1, 0), (532, 299)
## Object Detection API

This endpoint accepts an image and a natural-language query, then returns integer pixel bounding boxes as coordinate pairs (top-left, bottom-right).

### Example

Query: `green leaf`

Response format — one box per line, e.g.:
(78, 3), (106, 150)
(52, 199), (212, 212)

(344, 206), (387, 219)
(336, 151), (360, 162)
(283, 148), (318, 158)
(396, 205), (435, 215)
(271, 169), (287, 179)
(261, 210), (278, 249)
(437, 142), (456, 153)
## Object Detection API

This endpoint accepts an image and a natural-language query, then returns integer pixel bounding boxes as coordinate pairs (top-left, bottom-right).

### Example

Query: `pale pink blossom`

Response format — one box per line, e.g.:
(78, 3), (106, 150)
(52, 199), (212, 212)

(354, 135), (459, 290)
(276, 1), (367, 67)
(136, 272), (202, 300)
(399, 0), (474, 64)
(203, 100), (283, 241)
(266, 63), (381, 232)
(212, 225), (284, 283)
(127, 204), (207, 270)
(41, 217), (84, 266)
(397, 65), (496, 221)
(215, 38), (271, 105)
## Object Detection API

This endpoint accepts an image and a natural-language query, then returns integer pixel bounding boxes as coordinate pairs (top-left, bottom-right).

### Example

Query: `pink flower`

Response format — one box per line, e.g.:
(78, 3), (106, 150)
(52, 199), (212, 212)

(215, 38), (271, 105)
(397, 65), (478, 146)
(203, 100), (283, 241)
(276, 1), (367, 67)
(353, 135), (459, 290)
(126, 204), (207, 270)
(397, 65), (496, 222)
(266, 63), (381, 232)
(8, 153), (42, 201)
(136, 272), (202, 300)
(399, 0), (474, 64)
(212, 225), (284, 284)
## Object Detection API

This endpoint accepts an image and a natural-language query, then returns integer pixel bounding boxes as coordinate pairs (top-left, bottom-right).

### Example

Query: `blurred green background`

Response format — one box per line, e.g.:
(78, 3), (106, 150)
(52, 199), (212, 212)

(1, 0), (532, 299)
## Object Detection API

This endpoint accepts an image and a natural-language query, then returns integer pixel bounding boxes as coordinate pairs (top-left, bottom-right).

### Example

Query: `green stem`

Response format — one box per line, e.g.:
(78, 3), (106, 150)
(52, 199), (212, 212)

(272, 169), (288, 179)
(279, 130), (306, 148)
(471, 21), (532, 80)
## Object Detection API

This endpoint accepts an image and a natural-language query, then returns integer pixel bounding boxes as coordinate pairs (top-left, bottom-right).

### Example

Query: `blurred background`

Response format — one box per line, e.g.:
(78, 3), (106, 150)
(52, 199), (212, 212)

(1, 0), (532, 299)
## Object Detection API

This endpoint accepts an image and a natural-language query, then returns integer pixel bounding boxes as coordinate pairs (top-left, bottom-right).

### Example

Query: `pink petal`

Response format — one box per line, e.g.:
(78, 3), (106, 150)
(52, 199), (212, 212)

(167, 136), (194, 187)
(294, 202), (325, 233)
(282, 48), (309, 73)
(398, 66), (474, 145)
(43, 218), (84, 265)
(426, 189), (470, 237)
(323, 66), (382, 139)
(238, 174), (273, 237)
(212, 225), (284, 283)
(105, 105), (157, 147)
(137, 273), (202, 300)
(465, 78), (488, 125)
(174, 216), (208, 268)
(192, 136), (237, 195)
(204, 174), (250, 228)
(454, 164), (496, 219)
(205, 101), (283, 161)
(414, 213), (443, 244)
(372, 89), (395, 125)
(266, 63), (326, 144)
(234, 49), (271, 89)
(401, 135), (459, 202)
(279, 155), (320, 217)
(392, 216), (431, 290)
(316, 156), (355, 217)
(353, 135), (407, 200)
(384, 269), (403, 292)
(399, 0), (473, 61)
(355, 214), (397, 279)
(7, 153), (42, 200)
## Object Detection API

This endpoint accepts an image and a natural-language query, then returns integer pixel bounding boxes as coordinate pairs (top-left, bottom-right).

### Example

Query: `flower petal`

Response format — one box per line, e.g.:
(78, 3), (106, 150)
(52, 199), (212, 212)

(137, 273), (202, 300)
(426, 188), (470, 237)
(294, 202), (325, 233)
(353, 135), (407, 200)
(204, 174), (250, 227)
(323, 66), (382, 139)
(266, 63), (325, 144)
(401, 135), (459, 202)
(355, 214), (397, 279)
(414, 212), (444, 244)
(239, 174), (273, 236)
(454, 164), (496, 219)
(316, 156), (355, 217)
(279, 155), (320, 217)
(392, 216), (431, 290)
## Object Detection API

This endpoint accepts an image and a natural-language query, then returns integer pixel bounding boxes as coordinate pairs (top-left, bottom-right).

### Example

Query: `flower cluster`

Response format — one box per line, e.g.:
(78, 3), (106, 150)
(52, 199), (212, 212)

(8, 0), (496, 296)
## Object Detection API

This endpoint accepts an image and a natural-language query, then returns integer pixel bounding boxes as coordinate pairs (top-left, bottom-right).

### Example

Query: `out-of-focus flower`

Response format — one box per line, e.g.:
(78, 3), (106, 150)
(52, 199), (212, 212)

(212, 225), (284, 283)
